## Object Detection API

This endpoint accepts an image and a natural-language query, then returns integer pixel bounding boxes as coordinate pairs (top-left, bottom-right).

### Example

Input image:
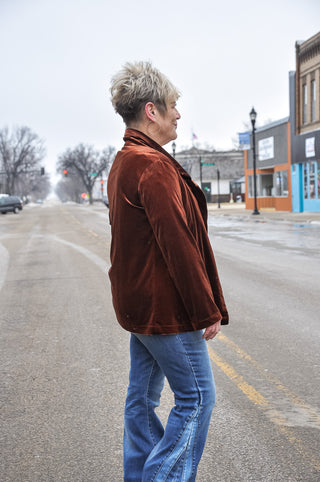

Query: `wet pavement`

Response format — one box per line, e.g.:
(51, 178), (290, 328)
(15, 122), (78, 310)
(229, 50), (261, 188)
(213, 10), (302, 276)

(207, 203), (320, 258)
(207, 202), (320, 225)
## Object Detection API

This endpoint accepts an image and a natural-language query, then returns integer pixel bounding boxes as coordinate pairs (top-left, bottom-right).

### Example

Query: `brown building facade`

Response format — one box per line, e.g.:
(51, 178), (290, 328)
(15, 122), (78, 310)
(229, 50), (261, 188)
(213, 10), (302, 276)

(295, 32), (320, 135)
(291, 31), (320, 212)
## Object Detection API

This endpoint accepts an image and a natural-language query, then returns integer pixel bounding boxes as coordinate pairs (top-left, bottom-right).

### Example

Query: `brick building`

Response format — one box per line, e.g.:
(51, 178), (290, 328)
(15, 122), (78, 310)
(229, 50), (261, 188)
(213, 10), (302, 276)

(295, 32), (320, 134)
(290, 31), (320, 212)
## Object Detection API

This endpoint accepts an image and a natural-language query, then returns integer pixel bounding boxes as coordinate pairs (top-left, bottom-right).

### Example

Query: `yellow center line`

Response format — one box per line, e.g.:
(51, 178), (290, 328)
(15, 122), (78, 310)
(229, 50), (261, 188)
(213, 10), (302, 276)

(216, 332), (320, 426)
(208, 345), (320, 471)
(208, 346), (270, 408)
(217, 332), (302, 404)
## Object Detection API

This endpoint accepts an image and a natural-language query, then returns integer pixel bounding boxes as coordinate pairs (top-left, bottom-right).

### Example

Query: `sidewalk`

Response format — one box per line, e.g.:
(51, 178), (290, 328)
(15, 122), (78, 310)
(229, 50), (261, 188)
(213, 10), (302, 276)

(207, 202), (320, 224)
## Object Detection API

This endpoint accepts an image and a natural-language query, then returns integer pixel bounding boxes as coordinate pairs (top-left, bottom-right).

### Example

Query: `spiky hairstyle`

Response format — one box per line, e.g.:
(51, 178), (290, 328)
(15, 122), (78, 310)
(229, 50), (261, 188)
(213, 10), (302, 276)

(110, 61), (180, 124)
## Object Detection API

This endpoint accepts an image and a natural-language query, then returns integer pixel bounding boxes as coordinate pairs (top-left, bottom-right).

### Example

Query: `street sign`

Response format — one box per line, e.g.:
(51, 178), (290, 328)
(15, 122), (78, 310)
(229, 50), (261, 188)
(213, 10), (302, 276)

(89, 173), (98, 177)
(201, 162), (215, 166)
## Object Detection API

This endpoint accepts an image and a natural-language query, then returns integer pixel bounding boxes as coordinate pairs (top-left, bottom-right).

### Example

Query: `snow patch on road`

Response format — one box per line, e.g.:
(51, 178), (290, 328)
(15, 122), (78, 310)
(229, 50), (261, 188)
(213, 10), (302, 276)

(0, 243), (9, 293)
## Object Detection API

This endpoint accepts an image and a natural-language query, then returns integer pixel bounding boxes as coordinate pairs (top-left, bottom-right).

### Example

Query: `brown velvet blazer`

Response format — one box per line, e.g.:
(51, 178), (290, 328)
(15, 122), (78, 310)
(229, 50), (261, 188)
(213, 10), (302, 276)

(107, 128), (229, 334)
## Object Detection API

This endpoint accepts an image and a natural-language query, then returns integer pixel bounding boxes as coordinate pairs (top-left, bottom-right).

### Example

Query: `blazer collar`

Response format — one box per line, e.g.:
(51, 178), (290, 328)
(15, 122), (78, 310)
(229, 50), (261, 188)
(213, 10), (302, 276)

(123, 128), (191, 180)
(123, 128), (208, 226)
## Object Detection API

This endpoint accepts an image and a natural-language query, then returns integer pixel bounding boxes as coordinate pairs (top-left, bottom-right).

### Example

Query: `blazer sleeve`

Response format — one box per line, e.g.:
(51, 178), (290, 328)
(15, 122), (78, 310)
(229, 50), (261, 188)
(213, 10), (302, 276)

(138, 158), (222, 328)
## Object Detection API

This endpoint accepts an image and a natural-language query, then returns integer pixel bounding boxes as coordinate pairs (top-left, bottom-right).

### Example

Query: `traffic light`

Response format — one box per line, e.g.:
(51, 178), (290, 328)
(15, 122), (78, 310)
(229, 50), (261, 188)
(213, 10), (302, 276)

(63, 169), (68, 177)
(40, 167), (45, 176)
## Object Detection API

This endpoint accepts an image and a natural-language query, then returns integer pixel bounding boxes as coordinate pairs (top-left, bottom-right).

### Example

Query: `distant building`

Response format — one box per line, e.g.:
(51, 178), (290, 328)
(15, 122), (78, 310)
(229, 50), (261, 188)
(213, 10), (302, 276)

(244, 30), (320, 213)
(290, 31), (320, 212)
(174, 147), (244, 203)
(244, 118), (292, 212)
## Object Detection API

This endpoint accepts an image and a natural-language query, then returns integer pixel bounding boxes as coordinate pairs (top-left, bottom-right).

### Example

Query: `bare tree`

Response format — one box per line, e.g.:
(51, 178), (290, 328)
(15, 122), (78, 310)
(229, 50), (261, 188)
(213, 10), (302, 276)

(57, 144), (115, 204)
(0, 126), (45, 195)
(13, 169), (51, 201)
(55, 174), (85, 203)
(28, 174), (51, 201)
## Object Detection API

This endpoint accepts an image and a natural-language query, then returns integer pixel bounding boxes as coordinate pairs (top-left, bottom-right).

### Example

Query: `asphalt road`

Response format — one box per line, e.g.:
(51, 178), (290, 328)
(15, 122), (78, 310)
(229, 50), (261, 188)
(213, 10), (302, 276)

(1, 202), (319, 481)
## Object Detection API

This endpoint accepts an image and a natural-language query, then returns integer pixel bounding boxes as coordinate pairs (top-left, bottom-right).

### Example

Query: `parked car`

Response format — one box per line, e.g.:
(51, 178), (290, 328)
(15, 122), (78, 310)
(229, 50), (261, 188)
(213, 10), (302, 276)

(0, 196), (23, 214)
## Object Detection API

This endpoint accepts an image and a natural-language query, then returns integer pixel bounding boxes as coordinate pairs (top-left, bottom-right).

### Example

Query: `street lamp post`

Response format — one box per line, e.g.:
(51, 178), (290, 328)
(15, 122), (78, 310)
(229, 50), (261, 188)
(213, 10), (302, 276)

(172, 141), (176, 158)
(217, 169), (221, 208)
(250, 107), (260, 215)
(199, 157), (202, 187)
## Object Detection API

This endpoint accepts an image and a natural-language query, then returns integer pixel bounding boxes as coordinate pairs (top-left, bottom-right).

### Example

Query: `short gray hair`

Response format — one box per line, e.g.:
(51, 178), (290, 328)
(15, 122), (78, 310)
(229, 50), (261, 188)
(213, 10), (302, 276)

(110, 61), (180, 124)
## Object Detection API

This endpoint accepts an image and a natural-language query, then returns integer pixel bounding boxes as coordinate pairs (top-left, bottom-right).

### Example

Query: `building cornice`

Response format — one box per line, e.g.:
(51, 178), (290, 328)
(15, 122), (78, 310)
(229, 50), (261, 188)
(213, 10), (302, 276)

(296, 31), (320, 64)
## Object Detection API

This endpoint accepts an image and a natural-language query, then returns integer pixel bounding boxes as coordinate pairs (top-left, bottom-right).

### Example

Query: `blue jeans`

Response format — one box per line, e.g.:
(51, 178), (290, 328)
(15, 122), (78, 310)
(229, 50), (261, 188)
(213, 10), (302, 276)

(123, 330), (216, 481)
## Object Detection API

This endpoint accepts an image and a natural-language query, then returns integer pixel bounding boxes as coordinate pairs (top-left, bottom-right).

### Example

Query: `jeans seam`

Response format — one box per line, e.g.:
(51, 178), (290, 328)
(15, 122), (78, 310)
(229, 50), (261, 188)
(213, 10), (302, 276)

(145, 360), (158, 447)
(176, 334), (203, 405)
(151, 334), (202, 481)
(176, 407), (200, 482)
(151, 408), (198, 481)
(177, 333), (203, 480)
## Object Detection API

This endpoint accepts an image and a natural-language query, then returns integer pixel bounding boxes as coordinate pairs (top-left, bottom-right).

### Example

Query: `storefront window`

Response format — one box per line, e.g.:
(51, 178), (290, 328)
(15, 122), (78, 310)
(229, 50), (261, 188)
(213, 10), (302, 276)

(304, 161), (319, 199)
(274, 171), (288, 197)
(260, 174), (273, 196)
(304, 163), (308, 199)
(248, 174), (273, 197)
(309, 163), (315, 199)
(248, 175), (253, 197)
(249, 172), (290, 198)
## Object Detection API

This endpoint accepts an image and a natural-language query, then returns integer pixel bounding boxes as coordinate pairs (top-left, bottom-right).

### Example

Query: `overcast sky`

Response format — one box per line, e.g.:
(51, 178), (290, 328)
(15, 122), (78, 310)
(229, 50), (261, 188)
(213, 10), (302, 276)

(0, 0), (319, 179)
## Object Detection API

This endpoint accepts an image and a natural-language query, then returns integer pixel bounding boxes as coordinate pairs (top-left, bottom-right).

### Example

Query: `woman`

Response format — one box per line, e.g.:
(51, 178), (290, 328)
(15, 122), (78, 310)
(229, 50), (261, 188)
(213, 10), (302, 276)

(108, 61), (229, 481)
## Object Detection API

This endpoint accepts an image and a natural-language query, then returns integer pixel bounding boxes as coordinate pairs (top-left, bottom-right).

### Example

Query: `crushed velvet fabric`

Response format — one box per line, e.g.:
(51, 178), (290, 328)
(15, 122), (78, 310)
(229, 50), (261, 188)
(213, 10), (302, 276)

(107, 128), (229, 334)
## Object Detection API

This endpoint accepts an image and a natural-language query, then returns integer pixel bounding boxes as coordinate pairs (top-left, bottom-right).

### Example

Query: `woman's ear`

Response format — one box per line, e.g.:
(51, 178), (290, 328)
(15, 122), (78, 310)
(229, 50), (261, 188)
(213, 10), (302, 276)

(145, 102), (157, 122)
